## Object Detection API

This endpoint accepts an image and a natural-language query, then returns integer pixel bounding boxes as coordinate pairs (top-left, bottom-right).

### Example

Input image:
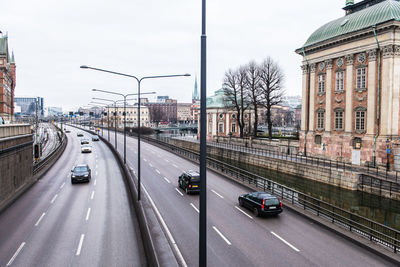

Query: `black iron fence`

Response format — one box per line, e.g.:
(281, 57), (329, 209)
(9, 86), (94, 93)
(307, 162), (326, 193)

(142, 135), (400, 254)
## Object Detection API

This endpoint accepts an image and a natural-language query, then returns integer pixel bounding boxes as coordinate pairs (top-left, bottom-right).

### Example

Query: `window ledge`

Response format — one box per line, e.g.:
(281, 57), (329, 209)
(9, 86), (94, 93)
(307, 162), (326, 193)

(317, 92), (326, 96)
(355, 88), (367, 92)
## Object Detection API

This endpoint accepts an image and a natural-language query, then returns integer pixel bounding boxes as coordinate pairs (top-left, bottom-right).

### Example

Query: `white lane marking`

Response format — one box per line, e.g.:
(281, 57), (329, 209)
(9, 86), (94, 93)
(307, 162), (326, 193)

(90, 191), (95, 200)
(76, 234), (85, 256)
(35, 212), (46, 226)
(190, 203), (199, 213)
(211, 189), (224, 199)
(173, 164), (178, 168)
(165, 159), (169, 163)
(60, 182), (65, 189)
(156, 169), (160, 174)
(142, 185), (187, 267)
(144, 159), (147, 162)
(95, 171), (98, 176)
(213, 226), (232, 245)
(6, 242), (26, 266)
(271, 232), (300, 252)
(164, 177), (171, 183)
(96, 164), (98, 169)
(94, 179), (97, 186)
(175, 188), (183, 196)
(149, 163), (153, 167)
(86, 208), (91, 221)
(235, 206), (253, 219)
(50, 194), (58, 204)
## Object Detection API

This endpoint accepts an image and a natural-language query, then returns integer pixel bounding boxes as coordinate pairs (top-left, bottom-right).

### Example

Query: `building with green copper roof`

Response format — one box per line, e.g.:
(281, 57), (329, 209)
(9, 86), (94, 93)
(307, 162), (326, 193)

(296, 0), (400, 168)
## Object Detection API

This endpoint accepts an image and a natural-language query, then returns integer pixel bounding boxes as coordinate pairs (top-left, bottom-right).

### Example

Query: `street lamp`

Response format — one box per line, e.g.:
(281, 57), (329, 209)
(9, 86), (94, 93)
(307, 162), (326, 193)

(92, 89), (156, 164)
(81, 65), (190, 201)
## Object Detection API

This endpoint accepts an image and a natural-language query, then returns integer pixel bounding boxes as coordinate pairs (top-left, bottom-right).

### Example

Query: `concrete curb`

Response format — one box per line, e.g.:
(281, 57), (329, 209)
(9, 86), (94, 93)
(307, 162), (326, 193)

(73, 126), (179, 267)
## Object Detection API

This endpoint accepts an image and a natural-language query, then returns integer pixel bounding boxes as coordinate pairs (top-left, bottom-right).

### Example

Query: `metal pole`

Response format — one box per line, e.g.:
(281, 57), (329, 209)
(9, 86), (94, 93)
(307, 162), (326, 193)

(199, 0), (207, 265)
(138, 81), (142, 201)
(115, 104), (118, 149)
(124, 96), (127, 164)
(107, 106), (110, 141)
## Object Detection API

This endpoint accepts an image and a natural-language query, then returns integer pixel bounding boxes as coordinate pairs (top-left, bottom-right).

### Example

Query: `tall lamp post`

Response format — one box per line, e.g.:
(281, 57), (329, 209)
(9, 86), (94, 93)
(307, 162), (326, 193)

(200, 0), (207, 265)
(92, 89), (155, 164)
(80, 65), (190, 201)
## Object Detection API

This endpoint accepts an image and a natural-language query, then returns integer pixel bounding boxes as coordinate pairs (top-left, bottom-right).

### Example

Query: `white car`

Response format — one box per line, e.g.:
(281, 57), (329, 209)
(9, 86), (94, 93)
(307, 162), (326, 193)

(81, 144), (92, 153)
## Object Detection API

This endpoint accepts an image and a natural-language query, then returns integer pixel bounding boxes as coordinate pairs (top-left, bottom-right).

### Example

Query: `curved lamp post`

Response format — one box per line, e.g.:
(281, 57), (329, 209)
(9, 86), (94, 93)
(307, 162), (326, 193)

(92, 89), (155, 164)
(80, 65), (190, 201)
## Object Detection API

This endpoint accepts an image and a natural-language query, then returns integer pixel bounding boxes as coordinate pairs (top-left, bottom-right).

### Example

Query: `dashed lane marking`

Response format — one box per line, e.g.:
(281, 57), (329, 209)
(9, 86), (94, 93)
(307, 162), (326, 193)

(164, 177), (171, 183)
(213, 226), (232, 245)
(76, 234), (85, 256)
(190, 203), (199, 213)
(211, 189), (224, 199)
(235, 206), (253, 219)
(149, 163), (153, 167)
(144, 159), (147, 162)
(94, 179), (97, 186)
(86, 208), (91, 221)
(60, 182), (65, 189)
(173, 164), (178, 168)
(156, 169), (160, 174)
(90, 191), (95, 200)
(175, 188), (183, 196)
(35, 212), (46, 226)
(271, 232), (300, 252)
(6, 242), (26, 266)
(50, 194), (58, 204)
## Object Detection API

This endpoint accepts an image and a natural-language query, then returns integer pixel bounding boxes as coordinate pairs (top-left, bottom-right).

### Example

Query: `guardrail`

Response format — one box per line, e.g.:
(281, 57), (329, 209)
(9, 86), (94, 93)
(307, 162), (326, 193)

(141, 135), (400, 254)
(33, 128), (66, 176)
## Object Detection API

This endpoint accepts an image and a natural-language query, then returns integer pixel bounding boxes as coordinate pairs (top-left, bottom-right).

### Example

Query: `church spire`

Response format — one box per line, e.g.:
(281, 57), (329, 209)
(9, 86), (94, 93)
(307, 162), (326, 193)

(192, 76), (199, 102)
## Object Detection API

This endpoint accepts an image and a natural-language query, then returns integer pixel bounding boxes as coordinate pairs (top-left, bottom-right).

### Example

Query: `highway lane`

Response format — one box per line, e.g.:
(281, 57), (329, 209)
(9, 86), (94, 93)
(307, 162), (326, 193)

(106, 130), (396, 266)
(0, 126), (144, 267)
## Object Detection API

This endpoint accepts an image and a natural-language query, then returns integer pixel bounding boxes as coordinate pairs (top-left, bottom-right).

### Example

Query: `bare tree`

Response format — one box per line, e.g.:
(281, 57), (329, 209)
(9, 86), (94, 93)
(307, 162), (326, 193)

(223, 67), (249, 138)
(245, 61), (262, 137)
(259, 57), (285, 139)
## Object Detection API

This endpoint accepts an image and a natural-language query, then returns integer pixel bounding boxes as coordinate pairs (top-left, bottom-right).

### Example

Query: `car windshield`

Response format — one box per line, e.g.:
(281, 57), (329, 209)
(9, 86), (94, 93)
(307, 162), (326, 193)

(264, 198), (280, 205)
(82, 145), (90, 147)
(74, 166), (88, 172)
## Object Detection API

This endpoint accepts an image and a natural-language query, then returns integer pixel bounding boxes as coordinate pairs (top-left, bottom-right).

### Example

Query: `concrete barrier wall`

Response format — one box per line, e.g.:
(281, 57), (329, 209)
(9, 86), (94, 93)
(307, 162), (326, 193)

(169, 138), (359, 191)
(0, 134), (34, 211)
(0, 124), (32, 138)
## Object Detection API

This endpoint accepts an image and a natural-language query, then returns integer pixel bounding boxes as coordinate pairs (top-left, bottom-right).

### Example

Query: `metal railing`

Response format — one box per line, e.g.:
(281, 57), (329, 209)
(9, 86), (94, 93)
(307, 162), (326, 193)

(141, 135), (400, 254)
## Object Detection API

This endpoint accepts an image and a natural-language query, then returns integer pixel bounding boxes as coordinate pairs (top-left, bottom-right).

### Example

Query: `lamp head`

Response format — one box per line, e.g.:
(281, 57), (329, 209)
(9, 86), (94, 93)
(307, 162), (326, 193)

(92, 89), (97, 91)
(184, 73), (191, 77)
(80, 65), (89, 69)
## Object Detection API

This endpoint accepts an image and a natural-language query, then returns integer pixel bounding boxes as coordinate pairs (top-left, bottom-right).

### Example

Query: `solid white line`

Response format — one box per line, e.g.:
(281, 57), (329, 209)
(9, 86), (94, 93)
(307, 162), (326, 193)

(156, 169), (160, 174)
(94, 179), (97, 186)
(211, 189), (224, 199)
(190, 203), (199, 213)
(76, 234), (85, 256)
(50, 194), (58, 204)
(90, 191), (95, 200)
(60, 182), (65, 189)
(213, 226), (232, 245)
(175, 188), (183, 196)
(235, 206), (253, 219)
(86, 208), (91, 221)
(173, 164), (178, 168)
(142, 185), (187, 267)
(35, 212), (46, 226)
(271, 232), (300, 252)
(6, 242), (26, 266)
(164, 177), (171, 183)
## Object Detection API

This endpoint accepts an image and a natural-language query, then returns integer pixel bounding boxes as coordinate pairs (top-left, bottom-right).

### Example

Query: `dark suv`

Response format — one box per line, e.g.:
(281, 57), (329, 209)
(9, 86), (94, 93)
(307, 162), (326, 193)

(238, 192), (283, 216)
(71, 164), (91, 184)
(178, 171), (200, 194)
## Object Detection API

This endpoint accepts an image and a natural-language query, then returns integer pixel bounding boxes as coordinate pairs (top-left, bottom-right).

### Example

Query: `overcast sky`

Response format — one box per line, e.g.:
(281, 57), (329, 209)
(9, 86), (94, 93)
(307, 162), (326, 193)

(2, 0), (346, 111)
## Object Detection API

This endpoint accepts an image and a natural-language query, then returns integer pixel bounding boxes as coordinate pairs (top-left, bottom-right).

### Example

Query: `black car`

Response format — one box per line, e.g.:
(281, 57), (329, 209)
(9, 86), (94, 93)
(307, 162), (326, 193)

(71, 164), (91, 184)
(92, 135), (100, 141)
(178, 171), (200, 194)
(238, 192), (282, 217)
(77, 132), (84, 137)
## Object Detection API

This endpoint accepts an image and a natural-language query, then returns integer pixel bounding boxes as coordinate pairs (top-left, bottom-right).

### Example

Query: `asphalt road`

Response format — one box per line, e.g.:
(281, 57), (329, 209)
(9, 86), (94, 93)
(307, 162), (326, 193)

(0, 126), (144, 267)
(104, 129), (396, 267)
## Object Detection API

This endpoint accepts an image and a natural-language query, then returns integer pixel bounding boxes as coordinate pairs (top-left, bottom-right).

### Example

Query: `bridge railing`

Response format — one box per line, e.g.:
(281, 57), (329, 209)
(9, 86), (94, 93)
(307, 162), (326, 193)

(141, 135), (400, 254)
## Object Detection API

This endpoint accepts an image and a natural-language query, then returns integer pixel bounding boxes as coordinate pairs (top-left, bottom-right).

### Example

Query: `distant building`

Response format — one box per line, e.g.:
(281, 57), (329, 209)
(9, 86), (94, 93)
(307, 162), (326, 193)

(177, 103), (192, 123)
(296, 0), (400, 166)
(14, 97), (44, 117)
(281, 95), (302, 109)
(47, 107), (63, 117)
(0, 34), (16, 123)
(141, 98), (177, 124)
(104, 105), (150, 128)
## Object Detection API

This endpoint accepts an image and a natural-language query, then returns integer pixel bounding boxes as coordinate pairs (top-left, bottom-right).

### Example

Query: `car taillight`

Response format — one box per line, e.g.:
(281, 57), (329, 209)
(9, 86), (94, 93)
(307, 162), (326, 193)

(279, 198), (283, 208)
(261, 199), (265, 210)
(189, 184), (192, 188)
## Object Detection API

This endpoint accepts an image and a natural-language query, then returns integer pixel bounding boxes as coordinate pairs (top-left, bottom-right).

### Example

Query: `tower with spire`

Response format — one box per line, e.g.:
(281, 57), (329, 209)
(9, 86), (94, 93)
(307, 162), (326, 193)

(0, 32), (16, 122)
(192, 76), (199, 103)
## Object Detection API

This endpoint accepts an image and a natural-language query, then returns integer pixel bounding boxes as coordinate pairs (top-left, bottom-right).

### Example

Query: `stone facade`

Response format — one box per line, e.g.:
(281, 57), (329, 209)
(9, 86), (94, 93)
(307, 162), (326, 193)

(296, 0), (400, 168)
(0, 35), (16, 123)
